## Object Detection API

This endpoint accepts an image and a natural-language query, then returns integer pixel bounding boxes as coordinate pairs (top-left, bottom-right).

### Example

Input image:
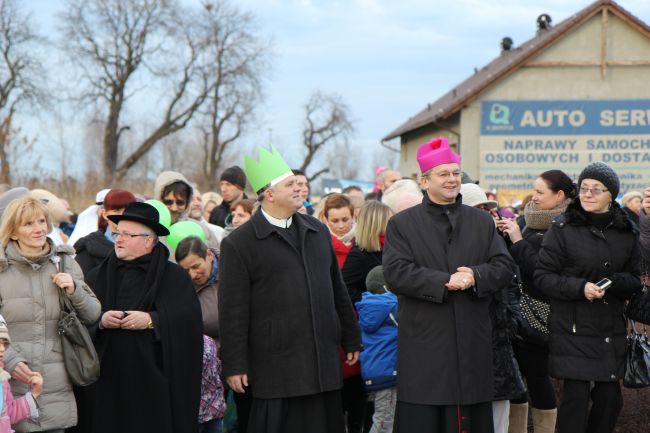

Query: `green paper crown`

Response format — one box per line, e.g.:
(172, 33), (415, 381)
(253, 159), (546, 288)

(244, 146), (293, 193)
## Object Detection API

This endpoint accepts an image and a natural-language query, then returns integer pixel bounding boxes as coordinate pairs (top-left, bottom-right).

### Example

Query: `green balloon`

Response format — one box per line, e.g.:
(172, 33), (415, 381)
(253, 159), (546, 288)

(144, 199), (172, 229)
(166, 220), (206, 250)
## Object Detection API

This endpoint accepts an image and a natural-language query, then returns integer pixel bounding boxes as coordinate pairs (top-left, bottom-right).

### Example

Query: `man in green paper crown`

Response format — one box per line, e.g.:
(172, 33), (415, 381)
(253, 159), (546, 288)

(218, 146), (362, 433)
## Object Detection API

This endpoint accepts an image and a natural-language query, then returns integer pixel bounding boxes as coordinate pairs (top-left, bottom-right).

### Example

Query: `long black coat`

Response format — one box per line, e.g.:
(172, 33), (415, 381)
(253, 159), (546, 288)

(86, 245), (203, 433)
(383, 195), (514, 405)
(218, 211), (362, 399)
(534, 200), (641, 382)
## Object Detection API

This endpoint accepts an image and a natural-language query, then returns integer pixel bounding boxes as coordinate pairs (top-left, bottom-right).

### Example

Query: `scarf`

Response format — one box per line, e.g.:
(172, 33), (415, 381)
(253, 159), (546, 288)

(100, 242), (169, 311)
(12, 240), (50, 261)
(523, 199), (570, 230)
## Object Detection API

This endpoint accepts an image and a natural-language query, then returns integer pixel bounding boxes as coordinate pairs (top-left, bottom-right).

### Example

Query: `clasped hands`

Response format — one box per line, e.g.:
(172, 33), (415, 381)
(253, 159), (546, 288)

(446, 266), (475, 291)
(101, 310), (151, 330)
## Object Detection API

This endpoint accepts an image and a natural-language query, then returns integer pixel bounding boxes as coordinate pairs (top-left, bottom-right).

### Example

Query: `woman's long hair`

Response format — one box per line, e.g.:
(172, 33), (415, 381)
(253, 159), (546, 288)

(355, 201), (393, 252)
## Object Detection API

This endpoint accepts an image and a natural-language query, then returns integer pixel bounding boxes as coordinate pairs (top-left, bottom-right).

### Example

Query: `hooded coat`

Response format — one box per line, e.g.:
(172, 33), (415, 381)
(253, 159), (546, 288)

(153, 171), (221, 250)
(534, 200), (641, 381)
(355, 291), (398, 391)
(0, 240), (101, 432)
(383, 194), (514, 405)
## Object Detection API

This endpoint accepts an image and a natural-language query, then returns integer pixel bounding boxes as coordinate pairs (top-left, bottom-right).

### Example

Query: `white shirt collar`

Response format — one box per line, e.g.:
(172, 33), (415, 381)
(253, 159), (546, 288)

(261, 207), (293, 228)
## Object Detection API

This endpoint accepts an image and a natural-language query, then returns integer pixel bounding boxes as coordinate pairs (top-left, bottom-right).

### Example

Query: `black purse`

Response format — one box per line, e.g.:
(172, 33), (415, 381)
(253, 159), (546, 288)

(625, 263), (650, 325)
(623, 320), (650, 389)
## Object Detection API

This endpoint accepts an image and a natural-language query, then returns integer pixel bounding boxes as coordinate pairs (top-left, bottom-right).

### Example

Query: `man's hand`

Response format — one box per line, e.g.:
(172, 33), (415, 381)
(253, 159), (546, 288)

(11, 362), (35, 384)
(101, 311), (126, 329)
(227, 374), (249, 393)
(446, 267), (475, 291)
(345, 351), (360, 366)
(121, 311), (152, 330)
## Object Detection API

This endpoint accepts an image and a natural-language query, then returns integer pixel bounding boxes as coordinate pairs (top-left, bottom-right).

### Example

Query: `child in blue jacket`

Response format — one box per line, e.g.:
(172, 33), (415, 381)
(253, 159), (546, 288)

(355, 266), (397, 433)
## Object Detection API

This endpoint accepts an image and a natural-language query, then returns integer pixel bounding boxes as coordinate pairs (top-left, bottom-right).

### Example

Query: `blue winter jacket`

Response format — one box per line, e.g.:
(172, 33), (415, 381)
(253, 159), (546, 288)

(355, 291), (398, 391)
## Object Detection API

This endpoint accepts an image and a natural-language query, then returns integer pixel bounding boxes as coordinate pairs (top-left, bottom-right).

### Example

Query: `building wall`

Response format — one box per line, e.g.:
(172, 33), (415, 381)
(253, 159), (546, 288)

(400, 10), (650, 196)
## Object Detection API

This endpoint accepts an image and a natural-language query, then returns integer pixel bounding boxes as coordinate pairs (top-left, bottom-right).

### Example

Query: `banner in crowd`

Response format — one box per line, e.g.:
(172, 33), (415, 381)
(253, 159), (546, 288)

(479, 99), (650, 199)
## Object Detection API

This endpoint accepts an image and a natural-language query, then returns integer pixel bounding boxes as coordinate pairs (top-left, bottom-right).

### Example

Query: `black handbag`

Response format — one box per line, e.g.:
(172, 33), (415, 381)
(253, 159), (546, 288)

(625, 262), (650, 325)
(623, 320), (650, 389)
(55, 254), (101, 386)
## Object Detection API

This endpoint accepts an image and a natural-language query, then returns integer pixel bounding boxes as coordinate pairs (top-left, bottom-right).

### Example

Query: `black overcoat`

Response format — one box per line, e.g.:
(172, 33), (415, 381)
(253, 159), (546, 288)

(218, 211), (362, 399)
(534, 200), (641, 382)
(86, 245), (203, 433)
(383, 195), (514, 405)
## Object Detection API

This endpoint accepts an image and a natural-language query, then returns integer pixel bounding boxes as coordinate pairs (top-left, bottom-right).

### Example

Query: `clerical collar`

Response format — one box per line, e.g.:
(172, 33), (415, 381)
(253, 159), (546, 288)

(261, 207), (293, 228)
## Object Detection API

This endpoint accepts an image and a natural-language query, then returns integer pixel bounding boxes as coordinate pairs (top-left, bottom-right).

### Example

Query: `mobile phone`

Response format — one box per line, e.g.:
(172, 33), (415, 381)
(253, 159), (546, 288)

(596, 278), (612, 291)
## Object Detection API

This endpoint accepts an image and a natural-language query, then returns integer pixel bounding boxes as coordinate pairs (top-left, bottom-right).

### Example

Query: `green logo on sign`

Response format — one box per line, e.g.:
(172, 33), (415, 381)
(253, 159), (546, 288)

(489, 103), (510, 125)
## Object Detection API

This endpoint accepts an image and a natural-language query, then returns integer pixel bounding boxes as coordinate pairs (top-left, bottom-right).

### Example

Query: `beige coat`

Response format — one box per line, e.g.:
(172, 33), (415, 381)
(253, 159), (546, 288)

(0, 241), (101, 432)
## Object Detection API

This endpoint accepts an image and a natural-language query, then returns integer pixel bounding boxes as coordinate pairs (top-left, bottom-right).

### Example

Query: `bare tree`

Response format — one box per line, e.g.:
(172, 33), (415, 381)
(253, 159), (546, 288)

(0, 0), (46, 184)
(325, 140), (360, 180)
(298, 91), (355, 181)
(195, 0), (270, 189)
(61, 0), (220, 182)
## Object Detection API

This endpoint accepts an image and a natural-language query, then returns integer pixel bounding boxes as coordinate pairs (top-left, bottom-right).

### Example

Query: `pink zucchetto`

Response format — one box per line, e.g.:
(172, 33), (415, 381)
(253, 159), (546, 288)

(416, 137), (461, 173)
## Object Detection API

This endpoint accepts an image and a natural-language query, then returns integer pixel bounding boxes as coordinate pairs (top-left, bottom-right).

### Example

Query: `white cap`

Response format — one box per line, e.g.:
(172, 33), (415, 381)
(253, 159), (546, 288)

(460, 183), (498, 209)
(95, 189), (111, 205)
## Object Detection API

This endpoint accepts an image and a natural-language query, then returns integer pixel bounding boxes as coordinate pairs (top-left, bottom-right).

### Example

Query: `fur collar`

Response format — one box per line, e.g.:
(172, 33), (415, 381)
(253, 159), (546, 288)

(560, 198), (634, 232)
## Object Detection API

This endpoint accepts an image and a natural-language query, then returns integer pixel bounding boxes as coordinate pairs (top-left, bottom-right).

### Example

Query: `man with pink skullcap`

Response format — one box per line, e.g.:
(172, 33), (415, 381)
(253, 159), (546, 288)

(383, 137), (515, 433)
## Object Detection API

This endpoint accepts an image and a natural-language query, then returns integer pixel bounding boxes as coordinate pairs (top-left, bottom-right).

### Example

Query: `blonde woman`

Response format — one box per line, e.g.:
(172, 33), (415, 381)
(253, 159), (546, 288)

(0, 196), (101, 433)
(342, 201), (393, 303)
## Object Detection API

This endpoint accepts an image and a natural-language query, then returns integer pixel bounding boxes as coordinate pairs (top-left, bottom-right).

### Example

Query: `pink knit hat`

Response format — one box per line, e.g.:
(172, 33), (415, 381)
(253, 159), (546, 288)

(416, 137), (461, 173)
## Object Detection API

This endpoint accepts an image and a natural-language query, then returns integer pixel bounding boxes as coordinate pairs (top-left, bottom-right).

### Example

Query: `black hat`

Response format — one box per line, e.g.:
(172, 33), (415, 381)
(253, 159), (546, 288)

(220, 166), (247, 190)
(108, 202), (170, 236)
(578, 162), (620, 199)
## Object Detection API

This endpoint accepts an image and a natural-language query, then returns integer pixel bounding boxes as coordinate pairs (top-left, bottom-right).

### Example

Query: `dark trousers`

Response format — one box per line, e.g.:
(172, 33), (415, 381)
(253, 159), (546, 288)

(234, 388), (253, 433)
(557, 380), (622, 433)
(511, 342), (556, 409)
(393, 401), (494, 433)
(342, 375), (367, 433)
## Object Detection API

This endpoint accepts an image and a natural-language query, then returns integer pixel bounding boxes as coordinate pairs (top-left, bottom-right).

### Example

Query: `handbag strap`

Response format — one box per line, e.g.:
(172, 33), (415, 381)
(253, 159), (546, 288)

(56, 253), (74, 314)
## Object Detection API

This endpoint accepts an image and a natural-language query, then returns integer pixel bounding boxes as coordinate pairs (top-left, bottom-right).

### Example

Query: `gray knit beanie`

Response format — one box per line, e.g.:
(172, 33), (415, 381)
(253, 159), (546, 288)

(365, 265), (387, 294)
(578, 162), (619, 199)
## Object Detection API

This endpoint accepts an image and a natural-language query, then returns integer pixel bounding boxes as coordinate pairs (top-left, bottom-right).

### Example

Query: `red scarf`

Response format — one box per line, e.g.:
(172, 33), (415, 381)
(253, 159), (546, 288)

(379, 234), (386, 248)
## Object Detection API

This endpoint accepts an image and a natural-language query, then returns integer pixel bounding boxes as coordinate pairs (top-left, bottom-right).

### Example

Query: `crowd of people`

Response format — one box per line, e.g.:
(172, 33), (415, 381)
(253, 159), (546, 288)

(0, 138), (647, 433)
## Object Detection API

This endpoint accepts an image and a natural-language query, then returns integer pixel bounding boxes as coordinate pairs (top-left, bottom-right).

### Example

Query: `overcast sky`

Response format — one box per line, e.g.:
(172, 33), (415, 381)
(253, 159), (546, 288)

(25, 0), (650, 180)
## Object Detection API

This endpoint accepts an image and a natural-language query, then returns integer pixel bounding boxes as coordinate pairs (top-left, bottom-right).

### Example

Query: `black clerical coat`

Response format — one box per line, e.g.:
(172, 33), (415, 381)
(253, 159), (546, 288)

(85, 244), (203, 433)
(383, 195), (514, 406)
(219, 211), (362, 399)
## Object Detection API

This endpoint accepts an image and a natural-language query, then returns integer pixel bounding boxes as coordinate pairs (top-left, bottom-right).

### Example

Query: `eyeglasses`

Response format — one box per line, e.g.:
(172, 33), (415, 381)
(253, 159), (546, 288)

(111, 231), (151, 240)
(162, 199), (187, 207)
(579, 186), (609, 196)
(429, 171), (461, 180)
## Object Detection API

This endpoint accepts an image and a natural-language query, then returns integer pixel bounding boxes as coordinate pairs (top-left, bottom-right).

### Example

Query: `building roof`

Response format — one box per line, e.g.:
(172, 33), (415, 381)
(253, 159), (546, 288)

(383, 0), (650, 142)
